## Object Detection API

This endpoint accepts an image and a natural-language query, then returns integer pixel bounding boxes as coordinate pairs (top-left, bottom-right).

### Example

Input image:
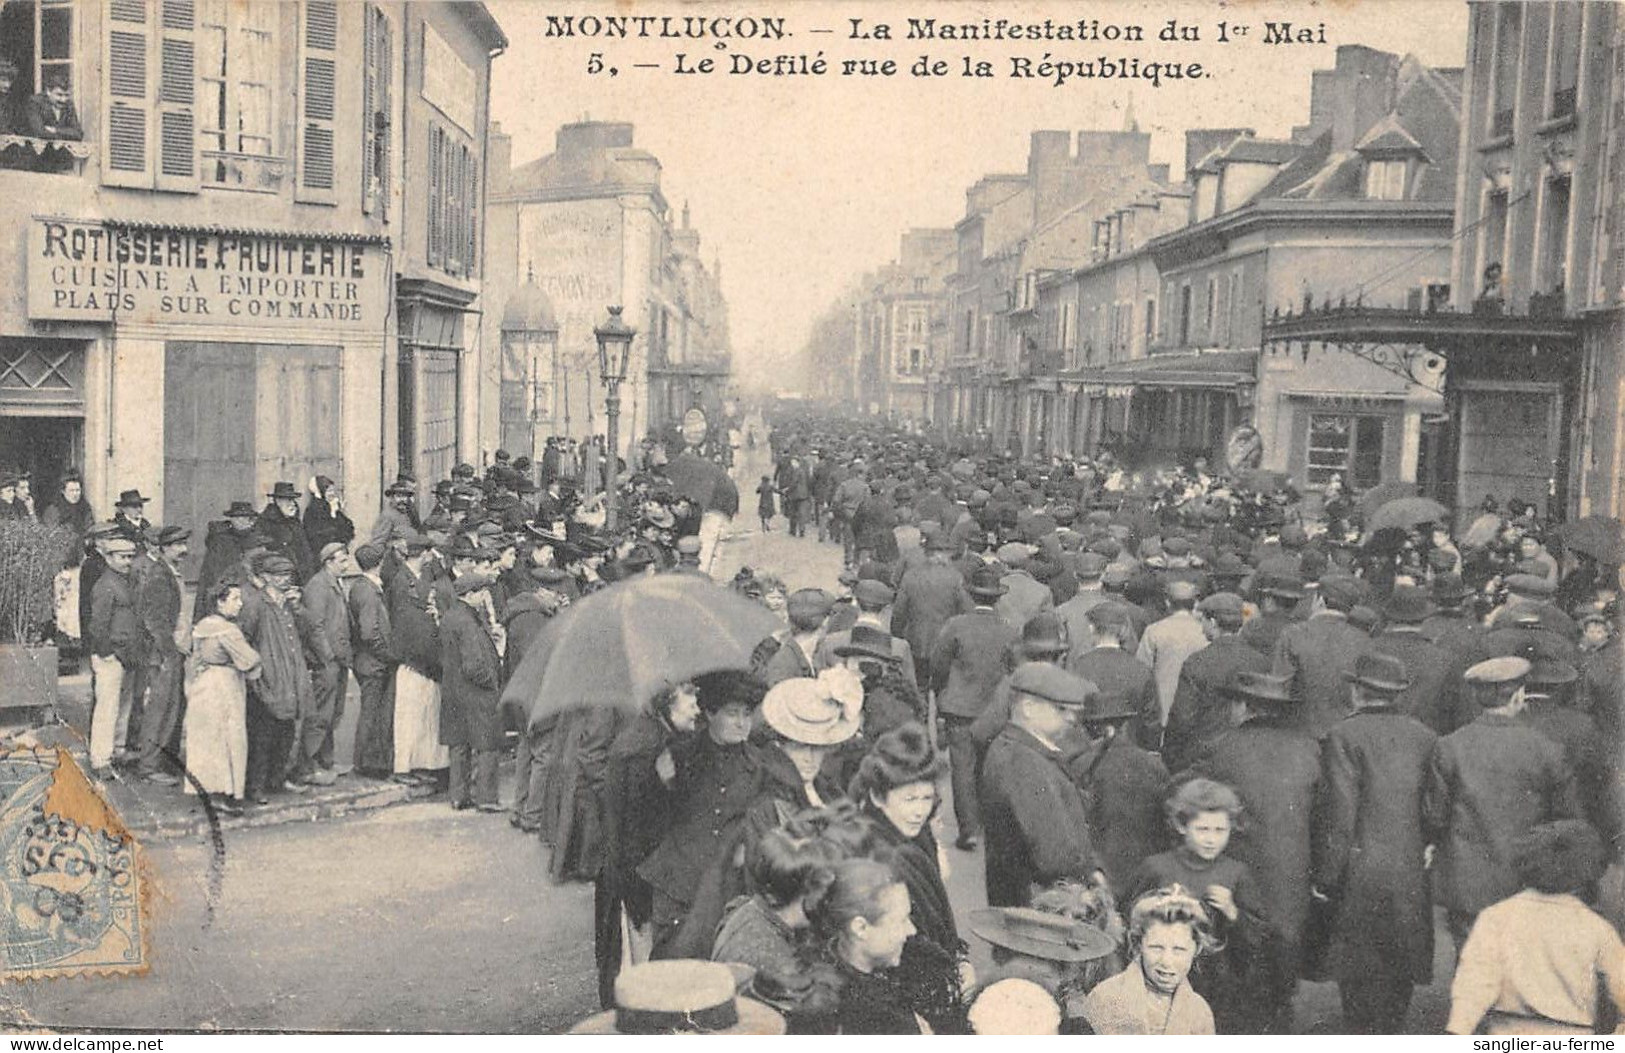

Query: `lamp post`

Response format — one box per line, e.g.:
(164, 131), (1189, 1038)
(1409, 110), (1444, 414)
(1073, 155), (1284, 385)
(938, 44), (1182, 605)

(594, 305), (636, 532)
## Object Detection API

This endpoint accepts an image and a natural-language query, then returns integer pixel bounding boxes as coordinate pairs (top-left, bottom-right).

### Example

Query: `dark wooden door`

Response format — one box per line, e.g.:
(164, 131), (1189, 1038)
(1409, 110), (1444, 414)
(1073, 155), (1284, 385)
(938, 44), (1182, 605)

(256, 343), (343, 499)
(164, 341), (256, 581)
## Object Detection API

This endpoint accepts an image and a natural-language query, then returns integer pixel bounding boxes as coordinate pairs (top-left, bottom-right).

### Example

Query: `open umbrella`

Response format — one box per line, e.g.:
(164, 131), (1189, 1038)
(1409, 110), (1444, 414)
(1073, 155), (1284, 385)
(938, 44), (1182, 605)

(1557, 515), (1625, 564)
(662, 451), (731, 511)
(1357, 480), (1418, 520)
(1364, 496), (1449, 535)
(499, 573), (780, 730)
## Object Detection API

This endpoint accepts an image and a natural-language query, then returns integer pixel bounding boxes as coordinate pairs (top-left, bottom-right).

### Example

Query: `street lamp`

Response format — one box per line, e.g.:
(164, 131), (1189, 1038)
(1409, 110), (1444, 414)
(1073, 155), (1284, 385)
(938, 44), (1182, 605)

(594, 304), (636, 531)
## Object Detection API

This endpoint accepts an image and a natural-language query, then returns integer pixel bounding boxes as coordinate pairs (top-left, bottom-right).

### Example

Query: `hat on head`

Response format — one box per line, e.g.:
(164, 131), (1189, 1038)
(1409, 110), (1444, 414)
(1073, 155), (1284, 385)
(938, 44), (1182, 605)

(116, 489), (151, 507)
(223, 500), (258, 518)
(967, 565), (1008, 599)
(855, 560), (894, 588)
(1009, 663), (1094, 707)
(353, 543), (386, 571)
(88, 519), (126, 540)
(1262, 573), (1306, 600)
(403, 532), (434, 554)
(1346, 652), (1411, 694)
(1163, 536), (1192, 558)
(385, 477), (417, 497)
(854, 579), (895, 609)
(102, 537), (137, 555)
(675, 535), (702, 557)
(1384, 585), (1437, 623)
(995, 542), (1031, 569)
(1019, 612), (1069, 660)
(1318, 573), (1365, 611)
(833, 624), (899, 663)
(1074, 552), (1106, 580)
(968, 488), (991, 508)
(1209, 552), (1248, 580)
(1526, 657), (1578, 688)
(1166, 580), (1199, 604)
(1348, 605), (1381, 633)
(786, 588), (835, 623)
(967, 907), (1117, 964)
(156, 525), (190, 547)
(569, 960), (784, 1035)
(836, 566), (860, 587)
(1575, 604), (1611, 628)
(318, 541), (348, 564)
(1198, 591), (1246, 629)
(761, 672), (863, 746)
(1464, 655), (1531, 687)
(642, 502), (676, 530)
(1432, 573), (1474, 604)
(267, 481), (300, 501)
(1225, 671), (1295, 705)
(257, 553), (295, 576)
(1504, 574), (1556, 598)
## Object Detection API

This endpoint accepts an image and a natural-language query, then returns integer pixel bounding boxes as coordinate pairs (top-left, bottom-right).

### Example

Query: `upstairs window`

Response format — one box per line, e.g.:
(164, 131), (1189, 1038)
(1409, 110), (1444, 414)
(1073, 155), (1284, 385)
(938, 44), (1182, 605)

(427, 121), (478, 277)
(1364, 158), (1411, 200)
(362, 4), (393, 218)
(1546, 2), (1580, 120)
(198, 0), (279, 182)
(1489, 5), (1520, 138)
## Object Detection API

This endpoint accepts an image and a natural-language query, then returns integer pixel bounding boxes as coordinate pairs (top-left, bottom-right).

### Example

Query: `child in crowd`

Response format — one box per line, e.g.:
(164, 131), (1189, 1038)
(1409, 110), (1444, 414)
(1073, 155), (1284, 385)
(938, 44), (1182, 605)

(757, 475), (778, 532)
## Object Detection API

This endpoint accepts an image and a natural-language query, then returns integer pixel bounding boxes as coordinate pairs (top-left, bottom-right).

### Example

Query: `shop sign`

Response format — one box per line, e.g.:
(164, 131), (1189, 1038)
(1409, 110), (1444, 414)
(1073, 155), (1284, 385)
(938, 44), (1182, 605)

(28, 219), (384, 331)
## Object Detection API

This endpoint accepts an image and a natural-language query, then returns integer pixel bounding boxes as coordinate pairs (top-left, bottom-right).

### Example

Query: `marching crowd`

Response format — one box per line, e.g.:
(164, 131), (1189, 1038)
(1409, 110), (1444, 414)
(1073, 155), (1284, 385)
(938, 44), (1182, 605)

(12, 406), (1624, 1035)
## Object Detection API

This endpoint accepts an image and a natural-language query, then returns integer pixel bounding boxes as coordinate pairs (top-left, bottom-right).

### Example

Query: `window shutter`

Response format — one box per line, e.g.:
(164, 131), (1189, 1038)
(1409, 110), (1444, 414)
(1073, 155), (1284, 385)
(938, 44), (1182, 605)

(378, 15), (392, 220)
(297, 0), (338, 203)
(154, 0), (198, 191)
(427, 124), (443, 268)
(103, 0), (152, 187)
(361, 5), (375, 213)
(465, 146), (478, 277)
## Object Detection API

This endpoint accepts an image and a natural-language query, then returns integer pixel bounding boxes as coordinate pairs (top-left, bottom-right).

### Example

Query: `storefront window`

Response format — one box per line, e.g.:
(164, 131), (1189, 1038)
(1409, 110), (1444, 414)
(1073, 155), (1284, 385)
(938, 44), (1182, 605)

(1308, 413), (1385, 490)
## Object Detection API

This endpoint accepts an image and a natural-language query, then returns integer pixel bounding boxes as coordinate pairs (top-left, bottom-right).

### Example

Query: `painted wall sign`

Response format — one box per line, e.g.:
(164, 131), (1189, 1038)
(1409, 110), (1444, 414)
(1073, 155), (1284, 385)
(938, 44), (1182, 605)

(28, 220), (384, 331)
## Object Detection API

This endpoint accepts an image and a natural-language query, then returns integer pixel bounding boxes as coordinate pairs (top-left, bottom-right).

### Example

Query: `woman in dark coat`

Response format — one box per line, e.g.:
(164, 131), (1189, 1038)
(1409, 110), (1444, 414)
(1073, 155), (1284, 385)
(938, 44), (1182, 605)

(438, 575), (505, 810)
(806, 857), (925, 1034)
(302, 475), (355, 555)
(851, 723), (969, 1033)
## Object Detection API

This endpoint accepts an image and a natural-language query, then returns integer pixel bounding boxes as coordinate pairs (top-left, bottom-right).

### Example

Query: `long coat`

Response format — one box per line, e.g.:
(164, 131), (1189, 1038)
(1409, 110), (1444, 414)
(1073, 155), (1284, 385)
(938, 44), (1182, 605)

(980, 724), (1103, 907)
(1070, 732), (1171, 895)
(1162, 635), (1271, 774)
(1067, 645), (1159, 745)
(1366, 628), (1459, 735)
(637, 736), (763, 907)
(1316, 706), (1438, 985)
(237, 585), (311, 721)
(889, 561), (970, 670)
(604, 711), (683, 916)
(930, 608), (1020, 719)
(1423, 712), (1580, 916)
(1272, 612), (1370, 739)
(438, 600), (504, 751)
(299, 567), (352, 668)
(257, 503), (316, 584)
(191, 521), (256, 622)
(346, 574), (394, 679)
(1186, 716), (1323, 958)
(386, 564), (440, 678)
(867, 804), (967, 1034)
(302, 497), (354, 554)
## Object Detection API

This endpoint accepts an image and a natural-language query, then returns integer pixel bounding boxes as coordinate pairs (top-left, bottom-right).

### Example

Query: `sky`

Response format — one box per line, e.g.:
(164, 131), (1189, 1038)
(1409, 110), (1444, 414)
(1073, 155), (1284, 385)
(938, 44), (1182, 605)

(486, 0), (1472, 389)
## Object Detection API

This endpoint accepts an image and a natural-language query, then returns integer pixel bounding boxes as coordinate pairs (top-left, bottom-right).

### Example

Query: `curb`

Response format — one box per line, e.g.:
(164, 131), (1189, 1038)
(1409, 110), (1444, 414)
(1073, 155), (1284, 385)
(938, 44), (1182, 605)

(123, 781), (416, 840)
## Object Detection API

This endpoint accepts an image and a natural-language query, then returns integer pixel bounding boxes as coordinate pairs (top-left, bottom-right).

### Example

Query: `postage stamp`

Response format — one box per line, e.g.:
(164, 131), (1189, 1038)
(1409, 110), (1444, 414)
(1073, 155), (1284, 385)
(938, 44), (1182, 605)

(0, 747), (147, 980)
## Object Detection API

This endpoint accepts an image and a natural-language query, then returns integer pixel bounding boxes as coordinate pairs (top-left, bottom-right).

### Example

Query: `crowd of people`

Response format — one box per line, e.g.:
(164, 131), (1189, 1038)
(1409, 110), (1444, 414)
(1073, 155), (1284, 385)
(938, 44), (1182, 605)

(14, 403), (1624, 1034)
(567, 411), (1620, 1035)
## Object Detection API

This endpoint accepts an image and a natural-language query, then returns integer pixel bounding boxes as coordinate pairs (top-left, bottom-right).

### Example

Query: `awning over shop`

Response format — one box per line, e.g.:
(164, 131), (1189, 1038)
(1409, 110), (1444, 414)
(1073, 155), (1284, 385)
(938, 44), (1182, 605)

(1064, 350), (1257, 391)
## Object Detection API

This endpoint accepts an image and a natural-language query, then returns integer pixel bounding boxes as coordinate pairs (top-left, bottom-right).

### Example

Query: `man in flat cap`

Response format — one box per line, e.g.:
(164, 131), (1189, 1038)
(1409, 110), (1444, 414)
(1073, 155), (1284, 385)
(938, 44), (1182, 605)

(994, 542), (1054, 636)
(1272, 572), (1372, 739)
(1424, 656), (1581, 957)
(890, 529), (972, 690)
(816, 579), (917, 691)
(980, 663), (1108, 907)
(134, 526), (191, 784)
(296, 541), (353, 786)
(86, 535), (143, 777)
(238, 553), (314, 802)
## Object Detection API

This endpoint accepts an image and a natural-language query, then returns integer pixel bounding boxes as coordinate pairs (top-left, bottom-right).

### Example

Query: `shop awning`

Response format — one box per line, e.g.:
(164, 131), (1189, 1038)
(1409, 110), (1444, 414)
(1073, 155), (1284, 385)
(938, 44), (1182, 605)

(1066, 350), (1257, 391)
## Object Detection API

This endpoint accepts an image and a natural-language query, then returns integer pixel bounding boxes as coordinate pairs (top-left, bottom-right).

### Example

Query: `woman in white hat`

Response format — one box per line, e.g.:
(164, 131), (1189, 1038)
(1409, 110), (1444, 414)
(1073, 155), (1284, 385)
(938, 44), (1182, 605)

(568, 959), (784, 1034)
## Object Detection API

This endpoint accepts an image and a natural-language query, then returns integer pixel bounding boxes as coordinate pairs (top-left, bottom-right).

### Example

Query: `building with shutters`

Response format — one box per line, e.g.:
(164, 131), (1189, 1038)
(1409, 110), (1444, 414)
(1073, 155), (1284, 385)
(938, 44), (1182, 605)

(0, 0), (504, 565)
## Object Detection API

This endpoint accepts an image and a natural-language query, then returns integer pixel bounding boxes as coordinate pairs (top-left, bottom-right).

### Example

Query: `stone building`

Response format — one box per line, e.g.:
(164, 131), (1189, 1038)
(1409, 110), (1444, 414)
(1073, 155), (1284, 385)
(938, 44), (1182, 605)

(0, 0), (505, 564)
(484, 121), (731, 469)
(852, 228), (954, 424)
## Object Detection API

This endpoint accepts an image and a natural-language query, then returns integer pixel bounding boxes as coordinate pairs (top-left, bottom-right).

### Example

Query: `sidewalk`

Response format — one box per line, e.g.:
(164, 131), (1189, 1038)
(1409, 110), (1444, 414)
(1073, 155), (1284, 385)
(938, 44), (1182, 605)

(27, 670), (428, 840)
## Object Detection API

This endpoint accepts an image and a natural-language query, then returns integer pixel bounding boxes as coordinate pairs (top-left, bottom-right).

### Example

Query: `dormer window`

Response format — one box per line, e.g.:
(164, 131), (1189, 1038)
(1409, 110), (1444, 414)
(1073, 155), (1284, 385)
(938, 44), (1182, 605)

(1364, 158), (1412, 200)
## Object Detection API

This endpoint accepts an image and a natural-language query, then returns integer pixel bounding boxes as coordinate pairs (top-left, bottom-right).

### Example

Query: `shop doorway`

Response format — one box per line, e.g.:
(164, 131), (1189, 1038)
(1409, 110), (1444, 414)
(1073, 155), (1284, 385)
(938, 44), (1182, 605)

(0, 416), (82, 513)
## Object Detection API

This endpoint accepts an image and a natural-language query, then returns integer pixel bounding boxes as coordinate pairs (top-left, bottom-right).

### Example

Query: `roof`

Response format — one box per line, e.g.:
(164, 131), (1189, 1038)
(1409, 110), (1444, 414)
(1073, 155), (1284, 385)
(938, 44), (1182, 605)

(1217, 138), (1305, 166)
(1357, 114), (1427, 156)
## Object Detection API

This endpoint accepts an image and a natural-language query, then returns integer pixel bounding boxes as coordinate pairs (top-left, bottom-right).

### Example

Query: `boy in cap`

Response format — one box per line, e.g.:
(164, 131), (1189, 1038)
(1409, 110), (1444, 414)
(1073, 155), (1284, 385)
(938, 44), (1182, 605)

(1423, 656), (1581, 956)
(752, 588), (833, 686)
(979, 664), (1108, 906)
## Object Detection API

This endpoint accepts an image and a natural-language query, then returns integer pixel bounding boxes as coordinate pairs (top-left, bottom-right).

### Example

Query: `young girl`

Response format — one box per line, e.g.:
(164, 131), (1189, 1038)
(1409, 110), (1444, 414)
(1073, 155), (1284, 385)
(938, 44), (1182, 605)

(1125, 778), (1276, 1034)
(757, 475), (778, 532)
(184, 581), (263, 816)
